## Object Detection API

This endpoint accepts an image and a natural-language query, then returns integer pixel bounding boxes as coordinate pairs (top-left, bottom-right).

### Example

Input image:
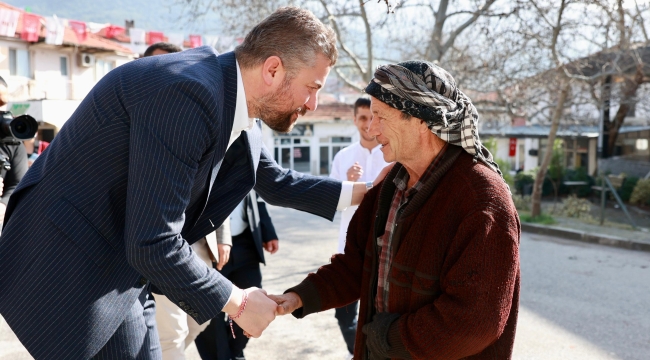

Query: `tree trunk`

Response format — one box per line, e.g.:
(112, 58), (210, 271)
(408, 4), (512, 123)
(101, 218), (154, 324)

(606, 67), (644, 156)
(531, 80), (571, 217)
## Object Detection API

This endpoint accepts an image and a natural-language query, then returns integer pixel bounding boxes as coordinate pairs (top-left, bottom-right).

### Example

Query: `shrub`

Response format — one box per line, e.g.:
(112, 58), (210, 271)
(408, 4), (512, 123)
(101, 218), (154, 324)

(514, 172), (534, 195)
(630, 178), (650, 205)
(618, 176), (639, 202)
(512, 194), (531, 211)
(560, 195), (593, 219)
(496, 158), (514, 189)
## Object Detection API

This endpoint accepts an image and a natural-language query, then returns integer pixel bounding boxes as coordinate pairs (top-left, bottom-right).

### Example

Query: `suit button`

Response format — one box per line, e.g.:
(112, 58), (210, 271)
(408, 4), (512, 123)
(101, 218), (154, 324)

(139, 277), (148, 286)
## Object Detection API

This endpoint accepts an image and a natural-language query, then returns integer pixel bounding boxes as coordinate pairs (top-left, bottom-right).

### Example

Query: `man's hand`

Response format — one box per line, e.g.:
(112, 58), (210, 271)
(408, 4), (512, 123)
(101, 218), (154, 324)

(267, 292), (302, 316)
(263, 240), (279, 254)
(223, 287), (277, 338)
(216, 244), (231, 271)
(351, 163), (396, 206)
(346, 162), (363, 182)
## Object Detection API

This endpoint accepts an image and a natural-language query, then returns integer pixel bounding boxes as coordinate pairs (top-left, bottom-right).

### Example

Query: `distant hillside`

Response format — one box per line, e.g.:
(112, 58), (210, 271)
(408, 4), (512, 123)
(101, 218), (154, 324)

(7, 0), (219, 34)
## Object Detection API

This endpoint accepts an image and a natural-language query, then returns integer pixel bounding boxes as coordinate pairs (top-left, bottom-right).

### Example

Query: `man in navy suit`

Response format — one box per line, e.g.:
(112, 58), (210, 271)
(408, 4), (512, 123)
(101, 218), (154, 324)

(0, 7), (379, 359)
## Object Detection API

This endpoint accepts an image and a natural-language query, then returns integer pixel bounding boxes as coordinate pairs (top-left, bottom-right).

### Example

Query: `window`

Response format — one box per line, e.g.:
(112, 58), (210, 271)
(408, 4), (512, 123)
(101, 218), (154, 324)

(95, 59), (115, 81)
(275, 136), (312, 174)
(60, 57), (68, 76)
(318, 137), (352, 175)
(9, 48), (30, 78)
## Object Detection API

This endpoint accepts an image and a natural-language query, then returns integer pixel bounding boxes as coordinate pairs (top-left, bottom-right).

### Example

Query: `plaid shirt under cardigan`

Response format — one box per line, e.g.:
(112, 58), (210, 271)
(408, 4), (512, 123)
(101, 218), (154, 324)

(375, 143), (448, 312)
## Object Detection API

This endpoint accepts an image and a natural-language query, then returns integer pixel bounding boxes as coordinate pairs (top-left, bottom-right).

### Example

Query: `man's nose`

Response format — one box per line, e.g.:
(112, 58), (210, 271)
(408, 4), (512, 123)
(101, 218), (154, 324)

(305, 94), (318, 112)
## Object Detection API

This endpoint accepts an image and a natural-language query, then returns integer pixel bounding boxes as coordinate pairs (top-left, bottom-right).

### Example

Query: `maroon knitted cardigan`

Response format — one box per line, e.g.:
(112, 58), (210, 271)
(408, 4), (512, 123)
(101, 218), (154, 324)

(289, 146), (521, 360)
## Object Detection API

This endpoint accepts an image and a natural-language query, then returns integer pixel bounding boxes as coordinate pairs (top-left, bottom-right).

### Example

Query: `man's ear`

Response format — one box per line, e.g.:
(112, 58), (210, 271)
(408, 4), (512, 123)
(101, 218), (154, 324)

(261, 56), (285, 87)
(418, 118), (430, 133)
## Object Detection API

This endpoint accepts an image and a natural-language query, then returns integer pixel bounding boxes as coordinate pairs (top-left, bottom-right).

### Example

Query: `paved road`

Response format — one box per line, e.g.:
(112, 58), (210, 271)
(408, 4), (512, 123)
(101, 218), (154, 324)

(2, 205), (649, 359)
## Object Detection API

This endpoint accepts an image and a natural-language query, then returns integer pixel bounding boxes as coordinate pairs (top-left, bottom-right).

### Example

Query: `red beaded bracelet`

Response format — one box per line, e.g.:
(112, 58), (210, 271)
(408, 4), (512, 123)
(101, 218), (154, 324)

(228, 290), (248, 339)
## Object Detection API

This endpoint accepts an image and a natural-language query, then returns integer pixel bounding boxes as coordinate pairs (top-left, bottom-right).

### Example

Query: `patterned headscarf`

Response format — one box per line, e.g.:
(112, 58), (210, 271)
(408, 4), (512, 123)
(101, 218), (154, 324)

(364, 61), (504, 180)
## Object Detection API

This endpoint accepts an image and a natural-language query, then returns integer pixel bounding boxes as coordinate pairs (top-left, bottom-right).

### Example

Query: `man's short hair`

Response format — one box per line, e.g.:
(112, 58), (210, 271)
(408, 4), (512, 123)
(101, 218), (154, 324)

(235, 7), (338, 75)
(143, 42), (182, 57)
(354, 97), (371, 116)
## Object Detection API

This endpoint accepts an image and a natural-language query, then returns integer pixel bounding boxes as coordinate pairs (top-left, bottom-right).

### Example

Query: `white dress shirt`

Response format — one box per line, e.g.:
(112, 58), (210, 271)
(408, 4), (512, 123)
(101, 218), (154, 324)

(229, 198), (248, 237)
(330, 142), (388, 253)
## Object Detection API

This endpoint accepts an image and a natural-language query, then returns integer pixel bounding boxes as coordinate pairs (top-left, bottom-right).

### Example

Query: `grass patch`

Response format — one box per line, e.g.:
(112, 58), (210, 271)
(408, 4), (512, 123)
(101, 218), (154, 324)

(519, 212), (556, 225)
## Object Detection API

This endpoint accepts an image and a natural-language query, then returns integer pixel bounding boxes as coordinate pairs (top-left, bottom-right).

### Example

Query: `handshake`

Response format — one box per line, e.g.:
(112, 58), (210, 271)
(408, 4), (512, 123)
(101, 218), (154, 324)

(222, 286), (303, 338)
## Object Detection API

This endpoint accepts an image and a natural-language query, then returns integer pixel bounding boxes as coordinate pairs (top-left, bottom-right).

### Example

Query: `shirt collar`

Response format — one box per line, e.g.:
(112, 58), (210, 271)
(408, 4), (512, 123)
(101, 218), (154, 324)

(234, 60), (255, 133)
(393, 143), (449, 193)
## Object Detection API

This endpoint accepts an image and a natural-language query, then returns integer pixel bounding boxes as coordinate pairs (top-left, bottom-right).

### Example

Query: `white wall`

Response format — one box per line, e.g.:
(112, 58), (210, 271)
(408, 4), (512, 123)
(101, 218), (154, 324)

(32, 48), (70, 100)
(525, 138), (539, 171)
(0, 39), (31, 102)
(70, 50), (98, 100)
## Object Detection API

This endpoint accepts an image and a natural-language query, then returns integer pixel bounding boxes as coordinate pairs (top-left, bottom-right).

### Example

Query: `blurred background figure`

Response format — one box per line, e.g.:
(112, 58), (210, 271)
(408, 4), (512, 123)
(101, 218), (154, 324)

(0, 76), (28, 224)
(23, 132), (49, 167)
(144, 42), (182, 57)
(328, 97), (388, 359)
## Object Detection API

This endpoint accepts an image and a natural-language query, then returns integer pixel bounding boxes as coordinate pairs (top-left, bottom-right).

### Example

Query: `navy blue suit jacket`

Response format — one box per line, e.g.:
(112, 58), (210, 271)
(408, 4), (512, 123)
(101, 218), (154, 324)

(0, 48), (341, 359)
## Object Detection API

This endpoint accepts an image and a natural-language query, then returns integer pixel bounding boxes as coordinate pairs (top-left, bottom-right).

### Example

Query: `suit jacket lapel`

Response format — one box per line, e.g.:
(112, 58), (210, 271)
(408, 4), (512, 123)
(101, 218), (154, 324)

(191, 51), (238, 228)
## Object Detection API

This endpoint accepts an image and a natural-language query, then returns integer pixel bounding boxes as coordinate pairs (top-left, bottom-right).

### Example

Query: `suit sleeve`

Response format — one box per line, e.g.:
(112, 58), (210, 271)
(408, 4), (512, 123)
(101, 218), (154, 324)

(254, 142), (342, 221)
(215, 219), (232, 246)
(124, 81), (232, 324)
(256, 199), (278, 242)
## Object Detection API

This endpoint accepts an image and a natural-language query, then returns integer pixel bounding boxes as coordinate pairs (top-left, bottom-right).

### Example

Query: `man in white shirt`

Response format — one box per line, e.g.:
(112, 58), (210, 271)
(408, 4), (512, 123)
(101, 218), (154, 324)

(329, 97), (388, 358)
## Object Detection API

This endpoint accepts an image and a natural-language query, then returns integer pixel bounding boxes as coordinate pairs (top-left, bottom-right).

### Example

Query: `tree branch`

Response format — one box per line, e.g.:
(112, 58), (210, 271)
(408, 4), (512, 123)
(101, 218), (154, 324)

(359, 0), (374, 82)
(439, 0), (499, 60)
(334, 67), (364, 91)
(318, 0), (367, 77)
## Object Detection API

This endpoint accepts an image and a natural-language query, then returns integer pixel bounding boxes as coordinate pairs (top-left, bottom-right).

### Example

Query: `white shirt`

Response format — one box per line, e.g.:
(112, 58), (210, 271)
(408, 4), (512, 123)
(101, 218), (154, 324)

(229, 198), (248, 236)
(330, 142), (388, 253)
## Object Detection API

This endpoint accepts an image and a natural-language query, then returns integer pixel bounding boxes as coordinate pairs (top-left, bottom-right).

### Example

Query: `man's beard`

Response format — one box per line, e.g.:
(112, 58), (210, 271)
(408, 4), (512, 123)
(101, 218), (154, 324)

(252, 77), (307, 133)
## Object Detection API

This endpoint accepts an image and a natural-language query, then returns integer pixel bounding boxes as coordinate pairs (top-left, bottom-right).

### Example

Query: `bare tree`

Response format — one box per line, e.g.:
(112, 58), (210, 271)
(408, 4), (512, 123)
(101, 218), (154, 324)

(596, 0), (650, 157)
(172, 0), (515, 91)
(517, 0), (574, 217)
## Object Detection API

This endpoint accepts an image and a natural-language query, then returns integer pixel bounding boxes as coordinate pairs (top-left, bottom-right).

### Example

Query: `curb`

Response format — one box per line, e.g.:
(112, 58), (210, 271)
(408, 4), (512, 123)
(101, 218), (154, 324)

(521, 223), (650, 253)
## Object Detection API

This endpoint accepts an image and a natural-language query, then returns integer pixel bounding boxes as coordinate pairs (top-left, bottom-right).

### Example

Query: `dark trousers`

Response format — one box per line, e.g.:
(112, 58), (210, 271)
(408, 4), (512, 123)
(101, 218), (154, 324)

(93, 287), (161, 359)
(195, 229), (262, 360)
(335, 301), (358, 354)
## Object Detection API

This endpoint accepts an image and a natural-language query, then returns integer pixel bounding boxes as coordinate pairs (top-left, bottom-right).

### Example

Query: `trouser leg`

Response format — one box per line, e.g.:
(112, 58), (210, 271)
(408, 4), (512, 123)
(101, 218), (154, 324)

(93, 288), (162, 360)
(225, 259), (262, 359)
(334, 301), (359, 354)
